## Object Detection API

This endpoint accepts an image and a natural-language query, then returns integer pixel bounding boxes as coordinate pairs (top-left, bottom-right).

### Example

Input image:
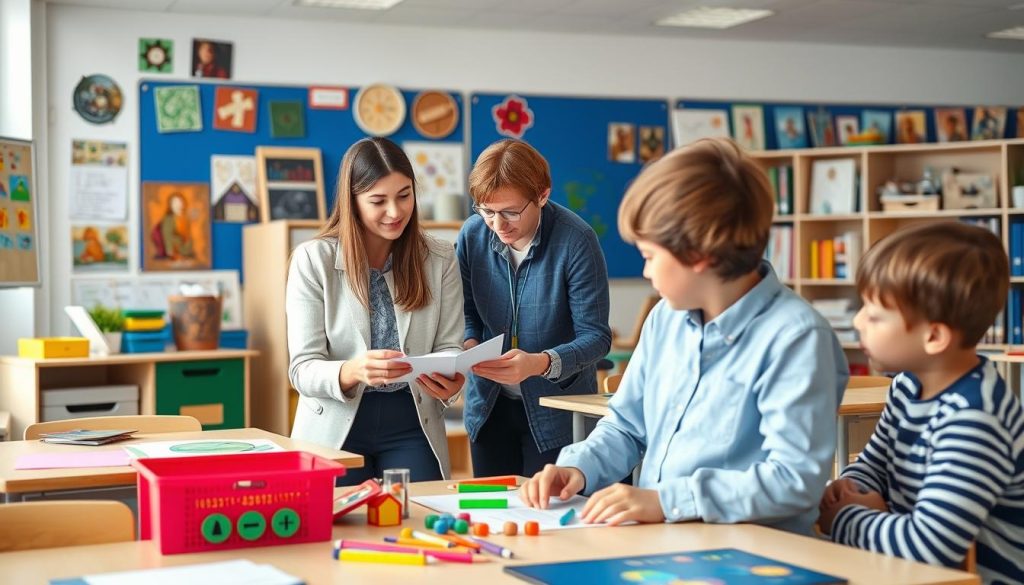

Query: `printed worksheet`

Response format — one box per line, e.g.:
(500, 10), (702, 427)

(391, 334), (505, 383)
(411, 491), (605, 532)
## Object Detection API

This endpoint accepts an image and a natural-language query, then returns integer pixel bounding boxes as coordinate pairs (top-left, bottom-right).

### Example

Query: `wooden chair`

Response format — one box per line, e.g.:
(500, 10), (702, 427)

(24, 415), (201, 440)
(961, 542), (977, 573)
(0, 500), (135, 551)
(603, 373), (623, 394)
(0, 410), (10, 441)
(846, 375), (892, 389)
(611, 294), (659, 350)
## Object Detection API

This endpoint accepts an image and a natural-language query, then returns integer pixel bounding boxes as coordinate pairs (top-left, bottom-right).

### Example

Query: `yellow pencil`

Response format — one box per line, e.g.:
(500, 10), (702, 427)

(337, 548), (433, 566)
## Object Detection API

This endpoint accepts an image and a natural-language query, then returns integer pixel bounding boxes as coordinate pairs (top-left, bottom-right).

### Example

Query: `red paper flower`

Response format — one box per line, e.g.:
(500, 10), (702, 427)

(492, 95), (534, 138)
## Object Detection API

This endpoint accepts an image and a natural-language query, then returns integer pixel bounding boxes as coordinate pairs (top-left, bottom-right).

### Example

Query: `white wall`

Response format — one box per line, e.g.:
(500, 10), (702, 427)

(37, 4), (1024, 342)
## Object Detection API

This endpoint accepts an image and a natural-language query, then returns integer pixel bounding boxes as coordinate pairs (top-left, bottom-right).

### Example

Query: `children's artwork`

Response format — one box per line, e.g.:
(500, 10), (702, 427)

(9, 175), (30, 201)
(191, 38), (232, 79)
(412, 492), (600, 533)
(72, 224), (129, 272)
(861, 110), (891, 144)
(0, 206), (7, 229)
(211, 155), (259, 222)
(269, 100), (306, 138)
(71, 269), (244, 329)
(255, 146), (326, 222)
(124, 439), (284, 459)
(72, 74), (123, 125)
(16, 234), (31, 250)
(806, 110), (836, 147)
(0, 137), (39, 285)
(638, 126), (665, 164)
(608, 123), (636, 163)
(308, 86), (349, 110)
(835, 115), (859, 146)
(731, 104), (765, 151)
(895, 110), (927, 144)
(139, 38), (173, 73)
(492, 95), (534, 139)
(154, 85), (202, 133)
(935, 108), (968, 142)
(773, 106), (807, 149)
(15, 206), (30, 230)
(504, 549), (846, 585)
(141, 182), (211, 271)
(972, 106), (1006, 141)
(70, 140), (128, 222)
(810, 159), (857, 215)
(671, 109), (729, 147)
(213, 86), (257, 133)
(402, 141), (466, 211)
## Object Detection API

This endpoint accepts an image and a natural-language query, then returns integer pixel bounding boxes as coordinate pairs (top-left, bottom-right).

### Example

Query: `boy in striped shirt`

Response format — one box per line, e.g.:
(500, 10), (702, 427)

(818, 222), (1023, 583)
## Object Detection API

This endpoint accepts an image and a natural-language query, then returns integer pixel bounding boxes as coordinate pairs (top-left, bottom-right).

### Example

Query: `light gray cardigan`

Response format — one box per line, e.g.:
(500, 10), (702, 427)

(286, 234), (465, 479)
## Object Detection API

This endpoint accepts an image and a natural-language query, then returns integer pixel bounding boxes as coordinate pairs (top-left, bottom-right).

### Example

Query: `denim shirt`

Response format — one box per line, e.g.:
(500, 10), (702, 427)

(558, 263), (849, 535)
(457, 201), (612, 452)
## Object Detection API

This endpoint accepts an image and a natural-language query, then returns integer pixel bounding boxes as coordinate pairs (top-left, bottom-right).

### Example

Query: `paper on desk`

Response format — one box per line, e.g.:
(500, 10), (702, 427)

(122, 439), (285, 459)
(49, 559), (304, 585)
(411, 491), (605, 532)
(391, 334), (505, 383)
(15, 450), (131, 470)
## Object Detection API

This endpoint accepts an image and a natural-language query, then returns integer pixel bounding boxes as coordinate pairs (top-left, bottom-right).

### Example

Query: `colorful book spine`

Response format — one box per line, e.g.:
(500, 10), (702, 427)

(124, 317), (166, 331)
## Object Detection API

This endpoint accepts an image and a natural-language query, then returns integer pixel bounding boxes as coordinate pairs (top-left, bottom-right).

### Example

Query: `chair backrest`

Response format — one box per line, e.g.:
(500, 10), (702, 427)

(24, 415), (202, 440)
(846, 375), (892, 389)
(612, 294), (659, 350)
(603, 373), (623, 394)
(961, 542), (977, 573)
(0, 500), (135, 551)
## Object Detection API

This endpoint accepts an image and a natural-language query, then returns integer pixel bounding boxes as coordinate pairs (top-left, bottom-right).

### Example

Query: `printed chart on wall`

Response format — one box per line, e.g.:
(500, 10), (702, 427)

(0, 137), (41, 286)
(470, 94), (669, 278)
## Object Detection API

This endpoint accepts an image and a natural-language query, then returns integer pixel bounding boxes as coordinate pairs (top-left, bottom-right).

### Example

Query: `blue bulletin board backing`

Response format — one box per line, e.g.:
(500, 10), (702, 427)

(676, 99), (1021, 151)
(470, 93), (669, 278)
(139, 80), (464, 281)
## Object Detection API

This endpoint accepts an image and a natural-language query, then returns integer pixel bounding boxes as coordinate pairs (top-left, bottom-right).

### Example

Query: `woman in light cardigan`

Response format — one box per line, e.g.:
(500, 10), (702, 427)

(286, 137), (464, 483)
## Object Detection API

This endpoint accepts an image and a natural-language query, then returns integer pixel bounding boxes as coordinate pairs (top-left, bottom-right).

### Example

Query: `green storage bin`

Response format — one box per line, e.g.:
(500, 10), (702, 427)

(155, 359), (244, 430)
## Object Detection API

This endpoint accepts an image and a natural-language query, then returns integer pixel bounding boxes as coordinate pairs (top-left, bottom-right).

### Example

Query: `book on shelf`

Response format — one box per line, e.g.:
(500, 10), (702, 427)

(808, 231), (860, 280)
(39, 429), (137, 446)
(809, 158), (857, 215)
(811, 298), (858, 345)
(765, 225), (794, 281)
(767, 164), (794, 216)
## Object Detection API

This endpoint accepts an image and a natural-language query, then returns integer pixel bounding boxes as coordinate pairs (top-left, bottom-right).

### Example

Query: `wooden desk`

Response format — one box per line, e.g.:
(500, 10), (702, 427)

(541, 384), (889, 474)
(0, 479), (976, 584)
(0, 349), (258, 439)
(0, 427), (363, 503)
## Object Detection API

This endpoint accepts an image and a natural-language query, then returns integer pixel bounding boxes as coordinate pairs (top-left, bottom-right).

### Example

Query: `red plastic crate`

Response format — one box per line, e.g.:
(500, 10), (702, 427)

(133, 451), (345, 554)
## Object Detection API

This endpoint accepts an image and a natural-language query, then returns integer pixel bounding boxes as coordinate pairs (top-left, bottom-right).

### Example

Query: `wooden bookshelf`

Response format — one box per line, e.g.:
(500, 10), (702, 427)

(754, 138), (1024, 367)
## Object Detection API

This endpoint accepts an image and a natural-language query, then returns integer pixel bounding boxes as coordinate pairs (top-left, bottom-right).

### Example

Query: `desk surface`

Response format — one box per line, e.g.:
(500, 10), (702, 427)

(541, 385), (890, 419)
(0, 349), (259, 368)
(0, 428), (363, 495)
(0, 479), (976, 584)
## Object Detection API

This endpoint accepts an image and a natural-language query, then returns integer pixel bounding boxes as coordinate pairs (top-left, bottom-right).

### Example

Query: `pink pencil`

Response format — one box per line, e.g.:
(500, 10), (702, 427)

(334, 539), (478, 564)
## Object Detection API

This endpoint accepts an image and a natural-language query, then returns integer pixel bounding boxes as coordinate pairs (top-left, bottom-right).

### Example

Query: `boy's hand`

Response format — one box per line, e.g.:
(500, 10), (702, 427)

(818, 482), (888, 535)
(821, 477), (857, 507)
(521, 464), (585, 509)
(581, 483), (665, 526)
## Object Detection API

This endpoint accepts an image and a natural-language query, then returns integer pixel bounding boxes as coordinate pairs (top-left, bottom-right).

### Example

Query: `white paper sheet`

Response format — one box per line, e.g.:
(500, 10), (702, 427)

(390, 334), (505, 383)
(122, 439), (284, 459)
(69, 145), (129, 222)
(66, 559), (302, 585)
(411, 491), (604, 532)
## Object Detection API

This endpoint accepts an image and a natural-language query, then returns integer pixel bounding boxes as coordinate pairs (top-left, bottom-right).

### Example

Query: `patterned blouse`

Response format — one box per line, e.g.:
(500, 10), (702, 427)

(365, 256), (407, 393)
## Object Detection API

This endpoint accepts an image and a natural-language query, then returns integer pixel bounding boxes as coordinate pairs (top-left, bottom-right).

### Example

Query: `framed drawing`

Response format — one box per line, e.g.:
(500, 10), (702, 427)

(141, 181), (211, 271)
(255, 146), (326, 223)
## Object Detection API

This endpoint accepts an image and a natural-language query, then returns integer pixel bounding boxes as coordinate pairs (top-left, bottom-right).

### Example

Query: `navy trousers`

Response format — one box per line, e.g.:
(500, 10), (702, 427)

(470, 394), (562, 478)
(337, 390), (442, 486)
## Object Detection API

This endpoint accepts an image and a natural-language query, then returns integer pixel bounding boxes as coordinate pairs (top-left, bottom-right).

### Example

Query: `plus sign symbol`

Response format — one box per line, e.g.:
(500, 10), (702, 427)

(213, 86), (257, 132)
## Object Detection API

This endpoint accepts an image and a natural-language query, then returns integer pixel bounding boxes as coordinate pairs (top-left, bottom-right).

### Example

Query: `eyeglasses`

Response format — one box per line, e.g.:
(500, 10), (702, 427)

(472, 200), (533, 222)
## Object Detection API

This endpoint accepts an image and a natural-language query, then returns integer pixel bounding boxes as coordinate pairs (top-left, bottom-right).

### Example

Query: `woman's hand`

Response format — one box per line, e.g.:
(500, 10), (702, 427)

(340, 350), (412, 389)
(472, 350), (549, 384)
(416, 372), (465, 402)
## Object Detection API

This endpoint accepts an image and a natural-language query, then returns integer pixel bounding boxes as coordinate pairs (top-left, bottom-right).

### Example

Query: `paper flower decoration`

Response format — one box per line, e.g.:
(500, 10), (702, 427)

(492, 95), (534, 138)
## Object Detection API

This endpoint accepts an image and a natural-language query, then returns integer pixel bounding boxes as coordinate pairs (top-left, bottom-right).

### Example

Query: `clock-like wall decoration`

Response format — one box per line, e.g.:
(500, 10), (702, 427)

(411, 90), (459, 139)
(353, 83), (406, 137)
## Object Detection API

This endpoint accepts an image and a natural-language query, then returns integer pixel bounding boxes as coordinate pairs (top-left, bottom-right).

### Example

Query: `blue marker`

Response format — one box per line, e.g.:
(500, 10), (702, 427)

(559, 507), (577, 526)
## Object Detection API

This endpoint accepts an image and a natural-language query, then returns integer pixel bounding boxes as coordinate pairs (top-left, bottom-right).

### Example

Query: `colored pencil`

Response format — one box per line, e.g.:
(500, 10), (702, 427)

(383, 536), (455, 550)
(457, 484), (512, 493)
(334, 539), (477, 564)
(409, 529), (457, 548)
(337, 548), (432, 566)
(467, 535), (514, 559)
(559, 507), (577, 526)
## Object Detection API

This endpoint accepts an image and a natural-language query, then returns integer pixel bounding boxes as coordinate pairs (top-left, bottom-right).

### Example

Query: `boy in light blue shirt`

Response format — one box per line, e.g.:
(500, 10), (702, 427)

(522, 138), (848, 535)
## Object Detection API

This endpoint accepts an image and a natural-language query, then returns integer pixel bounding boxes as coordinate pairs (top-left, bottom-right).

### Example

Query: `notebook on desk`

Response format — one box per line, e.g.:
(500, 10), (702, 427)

(504, 548), (847, 585)
(39, 429), (137, 446)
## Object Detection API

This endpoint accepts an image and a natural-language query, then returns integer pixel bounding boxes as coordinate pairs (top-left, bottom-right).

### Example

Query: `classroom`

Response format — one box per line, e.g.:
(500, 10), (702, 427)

(1, 0), (1023, 583)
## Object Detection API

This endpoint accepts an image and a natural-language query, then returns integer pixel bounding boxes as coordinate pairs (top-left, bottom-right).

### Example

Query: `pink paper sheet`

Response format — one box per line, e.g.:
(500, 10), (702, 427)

(15, 450), (131, 470)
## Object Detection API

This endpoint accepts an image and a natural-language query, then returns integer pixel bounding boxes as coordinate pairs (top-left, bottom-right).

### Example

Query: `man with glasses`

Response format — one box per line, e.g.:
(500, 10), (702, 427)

(457, 139), (611, 478)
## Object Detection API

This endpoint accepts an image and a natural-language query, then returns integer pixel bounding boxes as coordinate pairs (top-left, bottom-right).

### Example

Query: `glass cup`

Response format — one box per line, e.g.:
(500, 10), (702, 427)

(382, 468), (410, 519)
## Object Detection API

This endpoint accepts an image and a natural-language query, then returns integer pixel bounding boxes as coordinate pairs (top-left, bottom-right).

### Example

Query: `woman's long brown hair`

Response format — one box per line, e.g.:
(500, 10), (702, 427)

(316, 137), (431, 311)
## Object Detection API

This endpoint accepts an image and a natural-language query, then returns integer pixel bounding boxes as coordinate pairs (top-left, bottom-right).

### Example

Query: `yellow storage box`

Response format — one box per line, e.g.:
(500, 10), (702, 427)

(17, 337), (90, 359)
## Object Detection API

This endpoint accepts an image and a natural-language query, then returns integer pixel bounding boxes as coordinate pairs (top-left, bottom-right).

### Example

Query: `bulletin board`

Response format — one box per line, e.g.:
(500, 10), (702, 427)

(0, 137), (41, 287)
(469, 93), (670, 278)
(675, 99), (1021, 150)
(139, 80), (465, 281)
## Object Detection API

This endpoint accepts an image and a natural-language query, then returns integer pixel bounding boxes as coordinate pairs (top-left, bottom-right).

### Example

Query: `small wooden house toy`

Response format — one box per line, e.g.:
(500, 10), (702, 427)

(366, 493), (402, 527)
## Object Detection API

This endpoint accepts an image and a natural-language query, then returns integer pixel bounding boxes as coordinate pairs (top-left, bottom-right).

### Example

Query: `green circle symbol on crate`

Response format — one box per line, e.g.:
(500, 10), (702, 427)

(168, 441), (275, 454)
(201, 513), (232, 544)
(237, 511), (267, 541)
(272, 508), (300, 538)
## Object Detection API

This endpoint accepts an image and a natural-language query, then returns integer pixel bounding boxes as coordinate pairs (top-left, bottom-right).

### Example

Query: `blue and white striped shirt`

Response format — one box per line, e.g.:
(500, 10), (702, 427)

(833, 358), (1024, 583)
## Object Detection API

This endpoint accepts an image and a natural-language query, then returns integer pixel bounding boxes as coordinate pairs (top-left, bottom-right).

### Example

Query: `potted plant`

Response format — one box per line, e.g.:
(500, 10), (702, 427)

(88, 305), (125, 354)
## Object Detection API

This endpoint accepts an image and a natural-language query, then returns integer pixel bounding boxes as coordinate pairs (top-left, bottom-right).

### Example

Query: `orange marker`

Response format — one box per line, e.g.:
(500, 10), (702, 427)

(440, 532), (481, 550)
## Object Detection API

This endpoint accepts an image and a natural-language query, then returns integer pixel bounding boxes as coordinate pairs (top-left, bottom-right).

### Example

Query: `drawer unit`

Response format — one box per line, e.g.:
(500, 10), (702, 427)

(41, 385), (139, 422)
(155, 359), (244, 430)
